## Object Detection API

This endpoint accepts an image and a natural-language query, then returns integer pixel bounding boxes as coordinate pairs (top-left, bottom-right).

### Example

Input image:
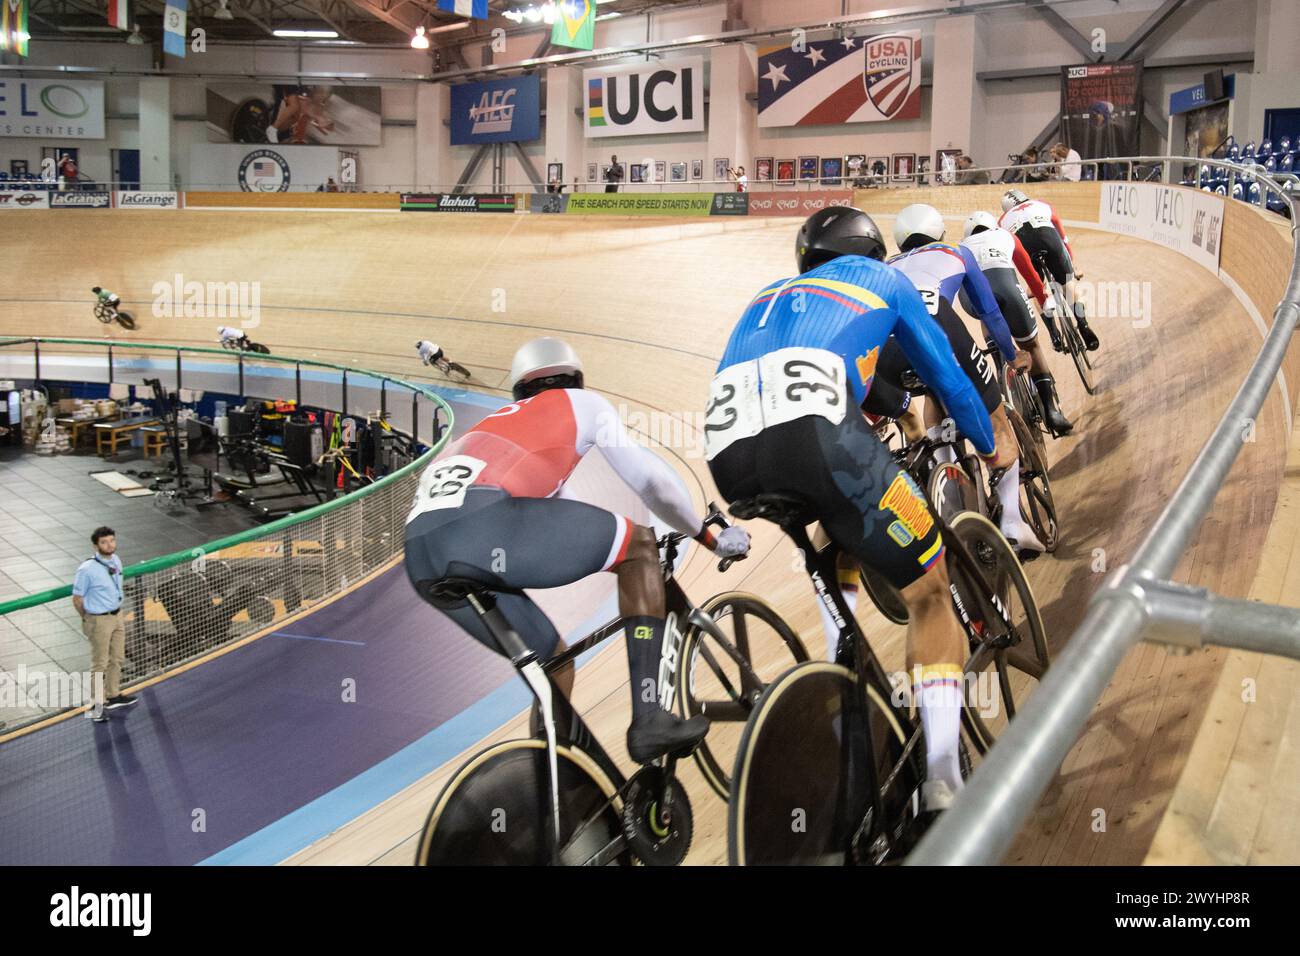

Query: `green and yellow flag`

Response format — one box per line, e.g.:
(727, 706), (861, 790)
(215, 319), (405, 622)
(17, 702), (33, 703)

(1, 0), (30, 56)
(551, 0), (594, 51)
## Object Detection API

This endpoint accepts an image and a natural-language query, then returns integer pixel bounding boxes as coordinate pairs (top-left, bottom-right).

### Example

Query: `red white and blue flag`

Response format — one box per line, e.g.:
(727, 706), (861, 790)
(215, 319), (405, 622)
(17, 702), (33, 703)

(436, 0), (487, 18)
(106, 0), (128, 31)
(757, 30), (921, 128)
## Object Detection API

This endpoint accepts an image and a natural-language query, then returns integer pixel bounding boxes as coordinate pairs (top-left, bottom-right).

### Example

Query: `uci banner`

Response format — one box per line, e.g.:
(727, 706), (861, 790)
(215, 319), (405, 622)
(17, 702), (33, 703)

(584, 57), (704, 138)
(449, 75), (541, 146)
(1060, 62), (1143, 164)
(757, 30), (921, 127)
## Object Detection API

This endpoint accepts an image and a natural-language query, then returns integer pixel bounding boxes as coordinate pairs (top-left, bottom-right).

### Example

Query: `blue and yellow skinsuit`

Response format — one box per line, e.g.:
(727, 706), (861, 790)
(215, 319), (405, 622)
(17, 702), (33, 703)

(706, 254), (996, 589)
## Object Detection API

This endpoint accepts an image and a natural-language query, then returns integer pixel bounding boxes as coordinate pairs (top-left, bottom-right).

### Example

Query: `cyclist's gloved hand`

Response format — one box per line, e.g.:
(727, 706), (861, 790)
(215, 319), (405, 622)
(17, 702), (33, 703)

(715, 525), (751, 559)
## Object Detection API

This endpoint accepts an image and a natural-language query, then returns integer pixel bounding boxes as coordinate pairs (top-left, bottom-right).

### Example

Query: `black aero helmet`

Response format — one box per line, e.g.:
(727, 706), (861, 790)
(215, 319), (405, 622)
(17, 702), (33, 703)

(796, 206), (886, 273)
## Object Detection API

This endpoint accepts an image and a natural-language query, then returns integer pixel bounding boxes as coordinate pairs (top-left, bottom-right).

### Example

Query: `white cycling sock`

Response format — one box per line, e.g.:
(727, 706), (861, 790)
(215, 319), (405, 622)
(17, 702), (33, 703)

(916, 664), (965, 793)
(815, 572), (859, 662)
(997, 458), (1022, 535)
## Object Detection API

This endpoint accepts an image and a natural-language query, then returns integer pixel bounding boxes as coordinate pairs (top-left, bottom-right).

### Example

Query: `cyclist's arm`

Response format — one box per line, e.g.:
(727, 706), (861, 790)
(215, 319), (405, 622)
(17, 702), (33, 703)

(890, 276), (996, 457)
(1011, 235), (1048, 306)
(571, 390), (703, 537)
(1049, 209), (1074, 258)
(959, 245), (1017, 361)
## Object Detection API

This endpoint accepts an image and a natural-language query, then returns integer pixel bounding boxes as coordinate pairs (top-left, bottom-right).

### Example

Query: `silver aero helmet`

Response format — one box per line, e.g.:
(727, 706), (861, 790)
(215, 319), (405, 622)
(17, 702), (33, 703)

(963, 210), (999, 239)
(892, 203), (946, 252)
(1001, 189), (1028, 212)
(509, 336), (584, 400)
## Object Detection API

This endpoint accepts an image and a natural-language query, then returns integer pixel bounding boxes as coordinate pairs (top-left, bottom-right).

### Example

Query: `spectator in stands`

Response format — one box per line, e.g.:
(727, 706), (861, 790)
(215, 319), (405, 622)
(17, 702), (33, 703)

(1050, 142), (1083, 182)
(604, 155), (624, 193)
(955, 154), (991, 185)
(58, 153), (78, 190)
(71, 527), (138, 722)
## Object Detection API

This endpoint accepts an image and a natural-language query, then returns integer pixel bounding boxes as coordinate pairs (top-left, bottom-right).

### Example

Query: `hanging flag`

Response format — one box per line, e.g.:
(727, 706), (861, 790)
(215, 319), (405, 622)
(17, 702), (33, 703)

(106, 0), (129, 31)
(551, 0), (594, 51)
(1, 0), (30, 57)
(436, 0), (487, 19)
(162, 0), (186, 57)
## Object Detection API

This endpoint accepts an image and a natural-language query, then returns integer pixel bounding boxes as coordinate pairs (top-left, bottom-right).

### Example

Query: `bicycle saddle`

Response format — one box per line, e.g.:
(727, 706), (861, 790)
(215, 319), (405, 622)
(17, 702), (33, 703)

(729, 493), (814, 526)
(425, 576), (502, 609)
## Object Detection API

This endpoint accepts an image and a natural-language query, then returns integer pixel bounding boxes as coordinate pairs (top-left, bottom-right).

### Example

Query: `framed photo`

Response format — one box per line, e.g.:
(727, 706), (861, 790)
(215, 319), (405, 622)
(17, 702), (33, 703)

(892, 153), (916, 183)
(691, 159), (704, 180)
(819, 156), (843, 186)
(754, 157), (774, 181)
(776, 159), (796, 184)
(798, 156), (818, 180)
(670, 162), (687, 183)
(655, 161), (667, 183)
(844, 154), (867, 184)
(630, 163), (646, 184)
(935, 148), (963, 185)
(586, 162), (597, 183)
(868, 156), (889, 181)
(714, 158), (729, 182)
(547, 162), (563, 183)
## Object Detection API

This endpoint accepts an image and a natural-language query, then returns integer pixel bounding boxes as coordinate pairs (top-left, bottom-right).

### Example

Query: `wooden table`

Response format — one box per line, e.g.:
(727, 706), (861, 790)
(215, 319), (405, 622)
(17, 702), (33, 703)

(95, 416), (160, 457)
(57, 411), (120, 449)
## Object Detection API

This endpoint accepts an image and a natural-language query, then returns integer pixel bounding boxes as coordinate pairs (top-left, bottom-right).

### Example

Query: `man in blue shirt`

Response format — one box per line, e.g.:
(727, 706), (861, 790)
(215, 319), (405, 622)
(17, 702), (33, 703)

(72, 527), (138, 721)
(705, 207), (997, 814)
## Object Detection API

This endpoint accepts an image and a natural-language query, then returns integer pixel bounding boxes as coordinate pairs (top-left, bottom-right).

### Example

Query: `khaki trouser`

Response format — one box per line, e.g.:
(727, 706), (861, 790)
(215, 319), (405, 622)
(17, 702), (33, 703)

(82, 612), (125, 708)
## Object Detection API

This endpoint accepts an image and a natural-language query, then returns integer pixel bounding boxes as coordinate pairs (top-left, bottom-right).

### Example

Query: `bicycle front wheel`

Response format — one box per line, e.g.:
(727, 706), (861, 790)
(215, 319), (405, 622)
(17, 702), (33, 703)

(1006, 406), (1058, 552)
(679, 592), (807, 801)
(946, 511), (1049, 753)
(417, 739), (629, 866)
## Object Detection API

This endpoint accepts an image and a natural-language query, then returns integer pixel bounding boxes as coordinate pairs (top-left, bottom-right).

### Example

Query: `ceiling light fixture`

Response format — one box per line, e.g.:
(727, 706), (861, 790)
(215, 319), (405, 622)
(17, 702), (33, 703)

(125, 25), (145, 45)
(272, 29), (340, 38)
(213, 0), (235, 21)
(411, 25), (430, 49)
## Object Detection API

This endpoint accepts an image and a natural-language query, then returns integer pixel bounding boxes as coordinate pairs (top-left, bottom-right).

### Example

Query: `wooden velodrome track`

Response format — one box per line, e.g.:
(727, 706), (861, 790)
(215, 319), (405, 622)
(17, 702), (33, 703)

(2, 182), (1296, 865)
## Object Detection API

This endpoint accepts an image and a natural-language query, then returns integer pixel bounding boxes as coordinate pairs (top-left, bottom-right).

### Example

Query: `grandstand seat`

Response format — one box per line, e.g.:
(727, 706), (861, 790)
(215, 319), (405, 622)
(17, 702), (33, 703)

(1242, 141), (1256, 161)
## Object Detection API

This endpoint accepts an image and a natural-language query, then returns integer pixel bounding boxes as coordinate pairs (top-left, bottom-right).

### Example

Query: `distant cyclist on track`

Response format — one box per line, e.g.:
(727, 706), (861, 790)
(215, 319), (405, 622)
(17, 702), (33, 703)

(999, 188), (1100, 351)
(961, 210), (1073, 435)
(404, 337), (750, 764)
(881, 203), (1045, 554)
(704, 207), (997, 812)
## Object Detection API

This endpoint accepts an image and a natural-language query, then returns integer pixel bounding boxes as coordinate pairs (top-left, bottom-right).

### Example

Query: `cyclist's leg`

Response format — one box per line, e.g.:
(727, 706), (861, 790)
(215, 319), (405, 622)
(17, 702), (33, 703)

(1037, 225), (1099, 349)
(810, 416), (968, 803)
(989, 270), (1072, 434)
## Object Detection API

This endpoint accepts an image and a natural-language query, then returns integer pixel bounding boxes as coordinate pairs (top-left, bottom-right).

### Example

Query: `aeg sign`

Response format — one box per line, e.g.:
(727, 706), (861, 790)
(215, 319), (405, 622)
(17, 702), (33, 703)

(449, 75), (541, 146)
(584, 56), (704, 138)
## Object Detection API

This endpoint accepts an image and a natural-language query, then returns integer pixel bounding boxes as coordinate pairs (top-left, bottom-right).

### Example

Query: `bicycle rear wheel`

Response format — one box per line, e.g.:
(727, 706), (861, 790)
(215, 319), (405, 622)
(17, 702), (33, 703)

(417, 739), (629, 865)
(1010, 370), (1048, 455)
(946, 512), (1049, 752)
(1057, 294), (1095, 394)
(728, 662), (919, 865)
(679, 592), (807, 801)
(115, 311), (136, 330)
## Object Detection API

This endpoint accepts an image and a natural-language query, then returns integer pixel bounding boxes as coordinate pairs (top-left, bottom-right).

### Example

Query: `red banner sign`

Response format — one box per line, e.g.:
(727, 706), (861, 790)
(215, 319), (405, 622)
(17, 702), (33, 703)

(745, 190), (854, 217)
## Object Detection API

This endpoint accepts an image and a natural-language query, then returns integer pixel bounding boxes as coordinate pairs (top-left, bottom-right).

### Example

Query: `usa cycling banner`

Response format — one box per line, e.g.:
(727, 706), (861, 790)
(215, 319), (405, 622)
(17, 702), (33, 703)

(1, 0), (29, 57)
(1060, 63), (1143, 165)
(449, 75), (541, 146)
(1097, 181), (1223, 275)
(757, 30), (921, 127)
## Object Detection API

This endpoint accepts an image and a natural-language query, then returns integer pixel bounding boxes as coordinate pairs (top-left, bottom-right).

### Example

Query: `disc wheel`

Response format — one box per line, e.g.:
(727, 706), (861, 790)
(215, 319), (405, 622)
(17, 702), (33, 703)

(417, 739), (629, 866)
(678, 592), (807, 801)
(728, 662), (920, 865)
(115, 311), (136, 330)
(621, 767), (692, 866)
(945, 512), (1049, 753)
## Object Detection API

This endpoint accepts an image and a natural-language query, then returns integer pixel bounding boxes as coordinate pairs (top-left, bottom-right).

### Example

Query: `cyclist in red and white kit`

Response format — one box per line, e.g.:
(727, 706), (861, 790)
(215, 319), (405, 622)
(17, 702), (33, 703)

(404, 337), (751, 764)
(998, 188), (1100, 351)
(960, 210), (1073, 435)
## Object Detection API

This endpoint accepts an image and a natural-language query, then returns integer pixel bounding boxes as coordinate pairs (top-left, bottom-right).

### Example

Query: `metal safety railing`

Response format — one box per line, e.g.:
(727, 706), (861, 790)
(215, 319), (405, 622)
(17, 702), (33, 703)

(908, 159), (1300, 865)
(0, 338), (453, 733)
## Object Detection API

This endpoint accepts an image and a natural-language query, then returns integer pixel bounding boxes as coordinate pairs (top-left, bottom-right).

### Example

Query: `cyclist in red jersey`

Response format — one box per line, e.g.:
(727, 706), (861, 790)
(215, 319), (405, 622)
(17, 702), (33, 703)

(999, 188), (1100, 351)
(404, 337), (750, 764)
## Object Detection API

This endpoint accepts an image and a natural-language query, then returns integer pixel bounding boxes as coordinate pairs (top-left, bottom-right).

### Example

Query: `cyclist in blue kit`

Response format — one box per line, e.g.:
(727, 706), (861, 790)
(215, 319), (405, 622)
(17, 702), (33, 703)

(704, 207), (996, 812)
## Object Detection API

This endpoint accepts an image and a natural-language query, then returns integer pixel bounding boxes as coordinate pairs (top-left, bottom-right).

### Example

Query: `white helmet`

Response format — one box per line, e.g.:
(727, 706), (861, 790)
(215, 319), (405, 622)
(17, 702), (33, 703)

(509, 337), (584, 400)
(1001, 188), (1028, 212)
(963, 211), (999, 239)
(893, 203), (945, 252)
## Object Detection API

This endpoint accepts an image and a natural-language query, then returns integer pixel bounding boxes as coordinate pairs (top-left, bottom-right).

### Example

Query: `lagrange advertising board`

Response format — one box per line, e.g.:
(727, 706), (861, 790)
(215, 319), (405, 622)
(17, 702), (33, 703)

(1096, 181), (1223, 274)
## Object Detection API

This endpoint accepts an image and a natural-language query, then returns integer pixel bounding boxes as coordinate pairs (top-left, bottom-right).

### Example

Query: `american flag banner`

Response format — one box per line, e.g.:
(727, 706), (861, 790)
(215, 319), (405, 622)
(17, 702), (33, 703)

(757, 30), (922, 128)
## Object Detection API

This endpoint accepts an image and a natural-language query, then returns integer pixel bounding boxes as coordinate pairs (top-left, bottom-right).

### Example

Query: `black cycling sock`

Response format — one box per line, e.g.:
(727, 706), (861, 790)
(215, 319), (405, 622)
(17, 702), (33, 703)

(624, 615), (664, 718)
